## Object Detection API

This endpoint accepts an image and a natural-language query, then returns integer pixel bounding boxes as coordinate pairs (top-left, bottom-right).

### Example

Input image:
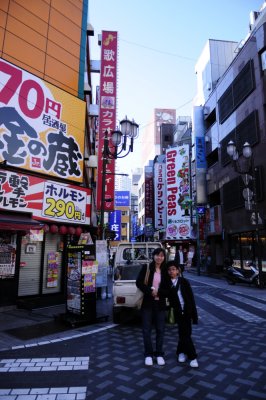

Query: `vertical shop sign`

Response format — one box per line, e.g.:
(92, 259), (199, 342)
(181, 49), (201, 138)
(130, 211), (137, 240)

(193, 106), (207, 204)
(131, 213), (138, 241)
(166, 145), (191, 239)
(47, 251), (59, 287)
(96, 31), (118, 211)
(145, 166), (154, 237)
(154, 156), (166, 230)
(109, 210), (121, 241)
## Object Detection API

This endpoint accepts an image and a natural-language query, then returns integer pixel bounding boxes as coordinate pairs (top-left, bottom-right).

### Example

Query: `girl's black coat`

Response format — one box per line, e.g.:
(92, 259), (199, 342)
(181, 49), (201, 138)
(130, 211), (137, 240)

(168, 277), (198, 324)
(136, 263), (169, 310)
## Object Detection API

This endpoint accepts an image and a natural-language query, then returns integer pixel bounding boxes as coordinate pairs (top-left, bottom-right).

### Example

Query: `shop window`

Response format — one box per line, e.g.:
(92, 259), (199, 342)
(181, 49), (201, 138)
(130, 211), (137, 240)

(223, 176), (244, 212)
(220, 110), (259, 167)
(218, 60), (255, 124)
(230, 234), (241, 267)
(240, 232), (254, 266)
(261, 50), (266, 71)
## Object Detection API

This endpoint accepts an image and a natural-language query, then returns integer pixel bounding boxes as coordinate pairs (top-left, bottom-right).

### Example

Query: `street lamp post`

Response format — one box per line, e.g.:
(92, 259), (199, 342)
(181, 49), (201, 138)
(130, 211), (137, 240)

(227, 141), (263, 288)
(100, 117), (139, 239)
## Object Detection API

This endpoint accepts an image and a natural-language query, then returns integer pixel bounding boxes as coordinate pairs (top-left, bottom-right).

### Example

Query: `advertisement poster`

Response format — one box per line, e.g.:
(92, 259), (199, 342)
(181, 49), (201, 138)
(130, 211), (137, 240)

(0, 234), (16, 279)
(30, 229), (44, 242)
(47, 251), (59, 288)
(67, 250), (81, 313)
(84, 273), (96, 293)
(82, 260), (98, 274)
(78, 232), (93, 245)
(96, 240), (108, 288)
(166, 145), (191, 239)
(0, 170), (91, 225)
(0, 58), (86, 182)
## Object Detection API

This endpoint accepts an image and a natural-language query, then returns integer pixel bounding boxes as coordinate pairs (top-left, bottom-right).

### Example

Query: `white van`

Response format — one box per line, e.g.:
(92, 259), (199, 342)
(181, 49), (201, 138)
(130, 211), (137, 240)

(112, 242), (163, 323)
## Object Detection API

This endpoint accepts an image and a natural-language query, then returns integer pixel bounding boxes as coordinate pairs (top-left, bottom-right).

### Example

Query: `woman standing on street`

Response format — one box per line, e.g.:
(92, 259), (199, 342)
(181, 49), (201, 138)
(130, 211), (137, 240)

(136, 247), (168, 366)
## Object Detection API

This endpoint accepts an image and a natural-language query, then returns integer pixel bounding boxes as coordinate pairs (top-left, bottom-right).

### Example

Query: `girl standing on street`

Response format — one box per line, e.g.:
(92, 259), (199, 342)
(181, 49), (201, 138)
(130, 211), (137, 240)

(136, 248), (168, 366)
(166, 260), (199, 368)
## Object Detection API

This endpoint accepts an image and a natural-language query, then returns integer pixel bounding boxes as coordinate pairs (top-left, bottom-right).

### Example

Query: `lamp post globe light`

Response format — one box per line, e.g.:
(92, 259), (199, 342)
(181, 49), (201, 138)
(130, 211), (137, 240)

(100, 116), (139, 240)
(226, 140), (263, 288)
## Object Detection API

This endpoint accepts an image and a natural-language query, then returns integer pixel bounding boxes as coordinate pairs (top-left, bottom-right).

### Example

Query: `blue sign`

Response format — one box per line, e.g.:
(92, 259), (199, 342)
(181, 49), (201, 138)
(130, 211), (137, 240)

(131, 213), (138, 240)
(115, 191), (130, 207)
(109, 210), (121, 241)
(197, 206), (205, 214)
(195, 137), (206, 169)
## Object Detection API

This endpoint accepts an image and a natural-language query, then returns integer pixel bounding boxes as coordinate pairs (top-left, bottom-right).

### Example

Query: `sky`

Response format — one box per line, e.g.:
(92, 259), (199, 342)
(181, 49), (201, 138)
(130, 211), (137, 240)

(88, 0), (263, 173)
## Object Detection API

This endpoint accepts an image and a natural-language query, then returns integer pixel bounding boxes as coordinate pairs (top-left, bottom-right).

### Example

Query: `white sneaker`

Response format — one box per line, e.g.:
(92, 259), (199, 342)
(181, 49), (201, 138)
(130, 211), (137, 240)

(178, 353), (186, 363)
(190, 359), (199, 368)
(156, 356), (165, 366)
(145, 356), (153, 366)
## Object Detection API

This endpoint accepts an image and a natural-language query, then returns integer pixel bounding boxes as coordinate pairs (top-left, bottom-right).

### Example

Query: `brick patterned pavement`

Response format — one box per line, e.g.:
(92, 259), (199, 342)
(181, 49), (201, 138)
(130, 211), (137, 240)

(0, 276), (265, 400)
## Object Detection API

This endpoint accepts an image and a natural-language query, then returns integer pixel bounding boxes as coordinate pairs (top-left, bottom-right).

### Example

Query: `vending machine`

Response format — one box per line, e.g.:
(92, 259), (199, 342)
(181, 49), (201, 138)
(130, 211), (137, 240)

(66, 244), (97, 325)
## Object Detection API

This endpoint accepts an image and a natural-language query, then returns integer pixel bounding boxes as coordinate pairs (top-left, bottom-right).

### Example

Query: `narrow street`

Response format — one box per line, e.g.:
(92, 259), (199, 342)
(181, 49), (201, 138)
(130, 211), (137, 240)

(0, 274), (265, 400)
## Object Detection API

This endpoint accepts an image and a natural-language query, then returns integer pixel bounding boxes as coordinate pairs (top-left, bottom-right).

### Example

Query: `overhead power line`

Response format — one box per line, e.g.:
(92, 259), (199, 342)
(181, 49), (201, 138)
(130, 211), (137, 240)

(120, 38), (196, 62)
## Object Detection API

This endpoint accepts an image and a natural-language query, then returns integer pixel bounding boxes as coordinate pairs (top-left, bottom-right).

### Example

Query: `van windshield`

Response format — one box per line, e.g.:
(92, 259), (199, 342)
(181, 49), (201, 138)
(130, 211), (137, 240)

(114, 263), (144, 280)
(122, 248), (154, 261)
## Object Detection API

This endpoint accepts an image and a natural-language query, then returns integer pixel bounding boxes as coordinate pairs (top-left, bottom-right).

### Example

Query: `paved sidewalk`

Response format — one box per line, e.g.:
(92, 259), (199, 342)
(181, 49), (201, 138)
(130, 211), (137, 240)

(0, 271), (264, 352)
(0, 297), (114, 352)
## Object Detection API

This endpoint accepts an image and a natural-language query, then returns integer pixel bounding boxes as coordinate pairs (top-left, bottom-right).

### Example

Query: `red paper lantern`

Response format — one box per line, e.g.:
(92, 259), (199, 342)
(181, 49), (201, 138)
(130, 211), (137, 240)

(43, 224), (50, 233)
(68, 226), (76, 235)
(59, 225), (68, 235)
(50, 224), (58, 234)
(75, 227), (82, 236)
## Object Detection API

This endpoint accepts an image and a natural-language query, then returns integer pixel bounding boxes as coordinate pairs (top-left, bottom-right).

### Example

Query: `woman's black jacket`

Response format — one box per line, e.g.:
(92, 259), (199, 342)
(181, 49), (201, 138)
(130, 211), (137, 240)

(168, 276), (198, 324)
(136, 263), (169, 310)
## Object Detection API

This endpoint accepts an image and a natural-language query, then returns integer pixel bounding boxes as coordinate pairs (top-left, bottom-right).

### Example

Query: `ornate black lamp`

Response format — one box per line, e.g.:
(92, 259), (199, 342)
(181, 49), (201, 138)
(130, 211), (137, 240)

(100, 117), (139, 239)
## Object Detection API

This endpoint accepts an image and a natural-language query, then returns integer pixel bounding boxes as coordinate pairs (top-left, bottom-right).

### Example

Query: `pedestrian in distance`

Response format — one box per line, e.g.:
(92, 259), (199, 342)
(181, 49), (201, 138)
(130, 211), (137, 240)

(136, 247), (169, 367)
(166, 260), (199, 368)
(174, 245), (187, 273)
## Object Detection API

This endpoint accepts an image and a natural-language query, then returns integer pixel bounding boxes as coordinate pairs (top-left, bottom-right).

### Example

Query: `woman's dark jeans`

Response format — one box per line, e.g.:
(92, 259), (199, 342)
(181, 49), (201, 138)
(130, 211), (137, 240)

(141, 302), (166, 357)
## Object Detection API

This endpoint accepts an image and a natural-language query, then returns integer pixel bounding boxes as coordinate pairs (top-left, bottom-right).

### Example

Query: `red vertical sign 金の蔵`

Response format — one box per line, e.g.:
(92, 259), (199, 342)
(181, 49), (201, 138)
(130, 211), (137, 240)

(96, 31), (118, 211)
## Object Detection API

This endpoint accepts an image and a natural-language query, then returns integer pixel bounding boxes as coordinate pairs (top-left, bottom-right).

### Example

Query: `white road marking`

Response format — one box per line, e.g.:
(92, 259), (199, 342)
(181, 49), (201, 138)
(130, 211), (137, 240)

(199, 293), (265, 322)
(11, 323), (117, 350)
(0, 386), (87, 399)
(0, 356), (89, 372)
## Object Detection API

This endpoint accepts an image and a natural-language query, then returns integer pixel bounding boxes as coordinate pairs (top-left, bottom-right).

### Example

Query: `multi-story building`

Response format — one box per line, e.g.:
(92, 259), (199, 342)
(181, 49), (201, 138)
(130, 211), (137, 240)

(195, 3), (266, 275)
(0, 0), (98, 307)
(136, 109), (176, 242)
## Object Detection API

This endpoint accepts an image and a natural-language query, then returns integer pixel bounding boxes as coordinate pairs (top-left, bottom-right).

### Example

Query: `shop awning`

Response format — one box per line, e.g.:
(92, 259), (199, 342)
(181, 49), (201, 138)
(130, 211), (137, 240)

(0, 214), (44, 231)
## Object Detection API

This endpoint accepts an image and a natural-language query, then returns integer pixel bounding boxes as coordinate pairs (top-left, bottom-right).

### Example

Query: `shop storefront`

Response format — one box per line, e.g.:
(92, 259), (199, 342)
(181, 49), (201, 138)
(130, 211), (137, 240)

(229, 230), (266, 273)
(0, 57), (93, 308)
(0, 220), (93, 308)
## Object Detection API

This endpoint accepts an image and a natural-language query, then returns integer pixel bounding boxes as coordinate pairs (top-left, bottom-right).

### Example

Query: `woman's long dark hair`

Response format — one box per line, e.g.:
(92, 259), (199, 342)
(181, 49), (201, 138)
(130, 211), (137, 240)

(149, 247), (167, 272)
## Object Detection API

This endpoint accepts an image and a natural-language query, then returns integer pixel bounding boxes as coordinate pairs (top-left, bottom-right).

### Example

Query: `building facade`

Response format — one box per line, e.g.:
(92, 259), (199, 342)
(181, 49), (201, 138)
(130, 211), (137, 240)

(0, 0), (96, 307)
(198, 5), (266, 275)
